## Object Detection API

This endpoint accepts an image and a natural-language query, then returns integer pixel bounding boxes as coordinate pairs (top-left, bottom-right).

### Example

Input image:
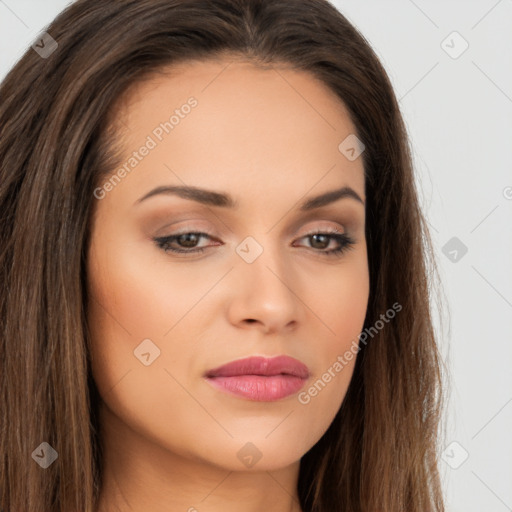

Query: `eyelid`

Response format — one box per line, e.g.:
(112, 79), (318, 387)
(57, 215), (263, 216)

(160, 221), (348, 240)
(152, 220), (216, 238)
(156, 215), (349, 235)
(296, 220), (347, 235)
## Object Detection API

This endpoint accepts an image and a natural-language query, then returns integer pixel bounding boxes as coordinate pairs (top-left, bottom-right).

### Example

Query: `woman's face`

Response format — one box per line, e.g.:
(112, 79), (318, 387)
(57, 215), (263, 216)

(87, 58), (369, 473)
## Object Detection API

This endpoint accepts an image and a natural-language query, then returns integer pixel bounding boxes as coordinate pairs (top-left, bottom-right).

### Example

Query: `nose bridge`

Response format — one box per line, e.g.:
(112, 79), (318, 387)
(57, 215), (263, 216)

(231, 232), (299, 330)
(236, 232), (290, 288)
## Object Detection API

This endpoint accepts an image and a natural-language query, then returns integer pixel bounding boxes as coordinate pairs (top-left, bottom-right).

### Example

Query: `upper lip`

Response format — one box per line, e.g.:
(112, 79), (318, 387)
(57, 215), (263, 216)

(205, 355), (309, 379)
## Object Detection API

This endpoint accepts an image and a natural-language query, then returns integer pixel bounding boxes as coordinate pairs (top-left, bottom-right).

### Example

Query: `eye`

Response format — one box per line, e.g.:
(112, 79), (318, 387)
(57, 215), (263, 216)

(293, 229), (355, 257)
(153, 229), (355, 257)
(153, 231), (216, 255)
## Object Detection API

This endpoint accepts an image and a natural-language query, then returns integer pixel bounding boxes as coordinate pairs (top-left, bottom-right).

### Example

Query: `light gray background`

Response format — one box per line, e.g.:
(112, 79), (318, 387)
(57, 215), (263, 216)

(1, 1), (511, 511)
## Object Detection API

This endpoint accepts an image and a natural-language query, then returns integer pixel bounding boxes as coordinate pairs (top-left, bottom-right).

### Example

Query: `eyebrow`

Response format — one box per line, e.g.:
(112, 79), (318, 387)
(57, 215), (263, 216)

(134, 184), (365, 210)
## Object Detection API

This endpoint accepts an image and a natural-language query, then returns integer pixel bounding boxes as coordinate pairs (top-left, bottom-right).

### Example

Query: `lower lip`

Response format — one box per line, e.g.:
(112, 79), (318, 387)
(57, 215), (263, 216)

(205, 375), (307, 401)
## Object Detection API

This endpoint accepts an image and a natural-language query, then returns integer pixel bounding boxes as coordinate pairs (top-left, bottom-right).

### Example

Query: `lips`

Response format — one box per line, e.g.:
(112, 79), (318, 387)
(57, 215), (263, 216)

(204, 355), (310, 401)
(205, 355), (310, 379)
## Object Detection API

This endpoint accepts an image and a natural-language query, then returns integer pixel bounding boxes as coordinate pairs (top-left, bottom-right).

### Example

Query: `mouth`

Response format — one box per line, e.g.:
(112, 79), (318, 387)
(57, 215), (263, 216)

(204, 355), (310, 401)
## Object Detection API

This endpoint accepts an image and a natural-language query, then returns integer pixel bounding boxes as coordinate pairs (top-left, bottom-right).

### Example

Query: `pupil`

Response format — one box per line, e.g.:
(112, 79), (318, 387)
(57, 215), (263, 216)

(311, 234), (328, 249)
(179, 233), (199, 247)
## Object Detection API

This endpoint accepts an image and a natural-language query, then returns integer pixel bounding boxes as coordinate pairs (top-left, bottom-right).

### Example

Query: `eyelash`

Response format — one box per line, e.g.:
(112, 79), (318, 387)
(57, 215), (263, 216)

(153, 229), (355, 257)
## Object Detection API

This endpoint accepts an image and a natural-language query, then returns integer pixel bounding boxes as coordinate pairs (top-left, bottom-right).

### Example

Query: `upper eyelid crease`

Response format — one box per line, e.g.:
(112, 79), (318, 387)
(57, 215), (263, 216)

(134, 185), (365, 209)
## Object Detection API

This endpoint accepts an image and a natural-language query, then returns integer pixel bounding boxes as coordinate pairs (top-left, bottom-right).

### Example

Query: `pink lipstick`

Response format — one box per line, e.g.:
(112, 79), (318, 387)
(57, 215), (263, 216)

(204, 355), (309, 401)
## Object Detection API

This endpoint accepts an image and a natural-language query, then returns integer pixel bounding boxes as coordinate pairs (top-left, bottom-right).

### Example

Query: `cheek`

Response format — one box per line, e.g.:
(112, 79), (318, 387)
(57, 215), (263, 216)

(85, 228), (218, 398)
(87, 226), (189, 339)
(315, 249), (370, 352)
(86, 233), (166, 395)
(297, 252), (369, 435)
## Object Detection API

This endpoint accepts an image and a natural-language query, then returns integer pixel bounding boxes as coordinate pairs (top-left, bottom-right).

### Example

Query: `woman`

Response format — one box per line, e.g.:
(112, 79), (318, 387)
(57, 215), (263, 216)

(0, 0), (446, 511)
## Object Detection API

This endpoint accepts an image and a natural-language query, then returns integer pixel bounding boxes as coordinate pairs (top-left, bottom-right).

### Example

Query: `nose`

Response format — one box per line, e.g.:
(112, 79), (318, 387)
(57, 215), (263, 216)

(226, 243), (301, 334)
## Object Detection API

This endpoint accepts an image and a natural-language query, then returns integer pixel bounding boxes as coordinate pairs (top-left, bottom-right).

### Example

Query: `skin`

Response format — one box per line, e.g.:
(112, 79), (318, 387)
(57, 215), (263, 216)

(87, 57), (369, 512)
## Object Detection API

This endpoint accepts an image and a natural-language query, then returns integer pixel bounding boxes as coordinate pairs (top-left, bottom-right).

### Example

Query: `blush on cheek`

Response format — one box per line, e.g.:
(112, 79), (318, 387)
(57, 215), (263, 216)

(87, 242), (164, 340)
(323, 272), (369, 349)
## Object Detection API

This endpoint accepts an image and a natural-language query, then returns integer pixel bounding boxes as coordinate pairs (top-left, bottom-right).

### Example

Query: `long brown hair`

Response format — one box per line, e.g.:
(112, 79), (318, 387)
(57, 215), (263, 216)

(0, 1), (447, 510)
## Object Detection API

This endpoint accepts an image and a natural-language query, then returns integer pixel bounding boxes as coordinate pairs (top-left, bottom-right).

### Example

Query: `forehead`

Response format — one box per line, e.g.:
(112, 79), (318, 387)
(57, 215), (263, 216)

(104, 57), (365, 209)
